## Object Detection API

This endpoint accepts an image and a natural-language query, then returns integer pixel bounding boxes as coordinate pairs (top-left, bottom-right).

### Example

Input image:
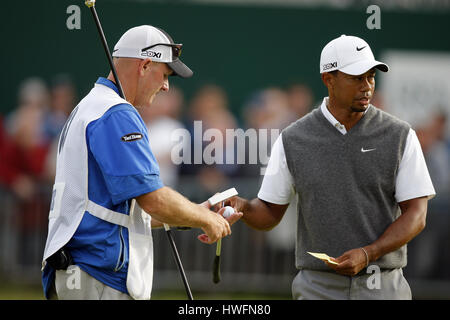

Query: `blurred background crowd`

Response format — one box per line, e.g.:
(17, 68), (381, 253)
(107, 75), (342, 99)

(0, 0), (449, 299)
(1, 73), (449, 298)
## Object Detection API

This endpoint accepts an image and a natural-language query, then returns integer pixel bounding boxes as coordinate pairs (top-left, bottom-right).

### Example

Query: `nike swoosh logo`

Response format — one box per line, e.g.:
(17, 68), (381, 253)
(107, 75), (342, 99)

(356, 46), (366, 51)
(361, 147), (376, 153)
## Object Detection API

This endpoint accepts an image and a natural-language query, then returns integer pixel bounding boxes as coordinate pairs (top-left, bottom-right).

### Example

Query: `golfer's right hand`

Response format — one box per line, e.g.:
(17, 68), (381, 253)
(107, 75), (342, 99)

(224, 196), (248, 215)
(198, 210), (232, 244)
(197, 207), (242, 244)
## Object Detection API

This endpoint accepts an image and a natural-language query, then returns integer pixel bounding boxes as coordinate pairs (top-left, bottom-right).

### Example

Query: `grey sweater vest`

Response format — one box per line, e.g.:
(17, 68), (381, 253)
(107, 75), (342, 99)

(282, 105), (410, 271)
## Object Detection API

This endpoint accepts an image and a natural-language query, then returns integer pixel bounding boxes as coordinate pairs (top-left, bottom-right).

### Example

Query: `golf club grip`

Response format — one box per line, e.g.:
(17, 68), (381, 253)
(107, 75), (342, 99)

(213, 254), (221, 284)
(165, 229), (194, 300)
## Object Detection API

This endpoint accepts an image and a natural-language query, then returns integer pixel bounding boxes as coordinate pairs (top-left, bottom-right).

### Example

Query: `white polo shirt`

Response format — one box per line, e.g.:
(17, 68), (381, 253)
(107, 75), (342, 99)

(258, 97), (436, 205)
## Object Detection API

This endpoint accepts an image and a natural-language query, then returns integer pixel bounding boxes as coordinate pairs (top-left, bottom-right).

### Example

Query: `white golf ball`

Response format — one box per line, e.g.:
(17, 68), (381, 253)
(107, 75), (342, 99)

(222, 206), (235, 218)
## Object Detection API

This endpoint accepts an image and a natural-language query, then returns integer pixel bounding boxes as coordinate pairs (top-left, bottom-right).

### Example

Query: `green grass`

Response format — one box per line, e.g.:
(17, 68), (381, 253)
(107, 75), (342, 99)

(0, 284), (290, 300)
(0, 284), (44, 300)
(152, 290), (290, 300)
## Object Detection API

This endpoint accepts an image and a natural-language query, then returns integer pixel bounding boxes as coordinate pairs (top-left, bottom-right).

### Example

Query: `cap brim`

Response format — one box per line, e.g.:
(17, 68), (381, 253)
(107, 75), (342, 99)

(168, 59), (193, 78)
(339, 60), (389, 75)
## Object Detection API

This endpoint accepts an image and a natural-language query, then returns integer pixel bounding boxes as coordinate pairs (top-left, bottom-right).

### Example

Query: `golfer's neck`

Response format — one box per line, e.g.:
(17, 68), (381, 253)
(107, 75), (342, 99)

(327, 97), (364, 130)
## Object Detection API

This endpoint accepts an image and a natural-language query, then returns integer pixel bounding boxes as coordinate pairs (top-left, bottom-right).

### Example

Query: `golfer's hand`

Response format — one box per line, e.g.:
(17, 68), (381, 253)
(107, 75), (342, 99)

(224, 196), (248, 215)
(199, 197), (243, 226)
(197, 207), (243, 244)
(325, 248), (368, 276)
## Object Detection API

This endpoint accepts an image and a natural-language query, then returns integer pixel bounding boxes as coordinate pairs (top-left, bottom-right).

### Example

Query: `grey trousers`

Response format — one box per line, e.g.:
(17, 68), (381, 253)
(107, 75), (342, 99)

(49, 265), (133, 300)
(292, 268), (412, 300)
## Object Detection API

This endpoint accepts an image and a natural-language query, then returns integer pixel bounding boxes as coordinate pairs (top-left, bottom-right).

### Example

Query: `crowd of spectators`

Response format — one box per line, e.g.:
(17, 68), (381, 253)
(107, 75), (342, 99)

(0, 75), (448, 281)
(0, 75), (77, 266)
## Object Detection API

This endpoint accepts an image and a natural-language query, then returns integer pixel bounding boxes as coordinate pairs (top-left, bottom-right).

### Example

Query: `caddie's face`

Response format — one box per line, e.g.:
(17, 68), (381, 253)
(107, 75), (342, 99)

(136, 60), (173, 108)
(331, 69), (376, 112)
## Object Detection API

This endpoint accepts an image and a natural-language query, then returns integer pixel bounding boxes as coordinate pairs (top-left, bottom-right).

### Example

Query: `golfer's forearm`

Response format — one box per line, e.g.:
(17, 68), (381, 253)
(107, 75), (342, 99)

(241, 198), (282, 231)
(365, 200), (427, 262)
(138, 187), (212, 229)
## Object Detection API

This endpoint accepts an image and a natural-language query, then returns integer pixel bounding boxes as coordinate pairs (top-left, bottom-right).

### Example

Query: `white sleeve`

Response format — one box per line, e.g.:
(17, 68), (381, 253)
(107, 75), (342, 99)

(395, 128), (436, 203)
(257, 133), (295, 205)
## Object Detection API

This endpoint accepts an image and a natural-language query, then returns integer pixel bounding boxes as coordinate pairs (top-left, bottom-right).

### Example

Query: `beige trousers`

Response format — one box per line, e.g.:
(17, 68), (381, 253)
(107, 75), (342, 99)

(49, 265), (132, 300)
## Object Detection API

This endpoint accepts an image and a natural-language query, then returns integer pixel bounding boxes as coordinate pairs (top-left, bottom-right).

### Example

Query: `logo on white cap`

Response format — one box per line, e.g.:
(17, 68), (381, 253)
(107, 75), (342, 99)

(112, 25), (193, 78)
(319, 35), (388, 75)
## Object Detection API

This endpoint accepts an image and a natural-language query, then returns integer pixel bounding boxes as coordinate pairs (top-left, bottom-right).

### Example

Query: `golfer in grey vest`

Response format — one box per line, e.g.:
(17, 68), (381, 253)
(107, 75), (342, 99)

(227, 35), (435, 299)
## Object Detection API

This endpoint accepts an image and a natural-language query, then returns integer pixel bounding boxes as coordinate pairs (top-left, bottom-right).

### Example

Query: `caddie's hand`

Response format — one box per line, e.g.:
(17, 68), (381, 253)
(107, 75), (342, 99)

(197, 207), (243, 244)
(197, 210), (231, 244)
(325, 248), (368, 276)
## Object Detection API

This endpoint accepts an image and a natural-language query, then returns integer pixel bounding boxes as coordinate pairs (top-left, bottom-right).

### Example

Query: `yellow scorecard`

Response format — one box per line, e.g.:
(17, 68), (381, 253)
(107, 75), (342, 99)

(307, 252), (339, 265)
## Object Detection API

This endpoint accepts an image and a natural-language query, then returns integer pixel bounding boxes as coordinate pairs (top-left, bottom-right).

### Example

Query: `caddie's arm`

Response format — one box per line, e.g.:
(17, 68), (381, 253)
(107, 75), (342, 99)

(149, 198), (225, 229)
(150, 218), (164, 229)
(136, 186), (241, 243)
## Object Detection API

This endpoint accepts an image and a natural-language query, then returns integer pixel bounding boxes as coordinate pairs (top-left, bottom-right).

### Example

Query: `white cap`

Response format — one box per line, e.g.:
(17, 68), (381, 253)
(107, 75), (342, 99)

(319, 35), (388, 75)
(113, 25), (193, 78)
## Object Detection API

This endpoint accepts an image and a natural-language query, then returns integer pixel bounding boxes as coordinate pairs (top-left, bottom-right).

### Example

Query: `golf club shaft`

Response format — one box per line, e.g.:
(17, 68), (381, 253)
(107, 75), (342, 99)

(85, 0), (193, 300)
(164, 224), (194, 300)
(85, 0), (124, 98)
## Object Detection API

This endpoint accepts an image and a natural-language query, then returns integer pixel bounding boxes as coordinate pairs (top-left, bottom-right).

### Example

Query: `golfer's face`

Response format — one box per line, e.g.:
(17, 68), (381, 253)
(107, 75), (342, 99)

(333, 69), (376, 112)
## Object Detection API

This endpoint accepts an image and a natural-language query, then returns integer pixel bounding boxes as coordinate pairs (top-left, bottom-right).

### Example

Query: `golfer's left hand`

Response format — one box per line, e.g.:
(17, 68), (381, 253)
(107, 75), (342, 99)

(325, 248), (368, 276)
(200, 199), (242, 226)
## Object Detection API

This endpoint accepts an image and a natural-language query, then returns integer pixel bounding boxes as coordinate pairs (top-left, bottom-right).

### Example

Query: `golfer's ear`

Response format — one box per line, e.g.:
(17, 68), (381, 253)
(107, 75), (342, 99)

(322, 72), (336, 90)
(321, 72), (331, 87)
